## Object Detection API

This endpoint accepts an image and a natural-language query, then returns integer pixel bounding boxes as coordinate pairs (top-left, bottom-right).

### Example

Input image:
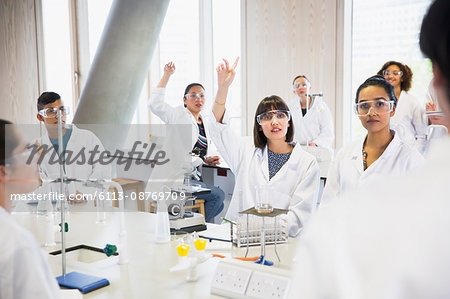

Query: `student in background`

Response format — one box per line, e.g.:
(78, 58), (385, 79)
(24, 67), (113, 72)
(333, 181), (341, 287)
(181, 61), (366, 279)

(321, 76), (424, 204)
(35, 92), (111, 201)
(148, 62), (225, 223)
(210, 58), (320, 237)
(0, 119), (60, 299)
(291, 1), (450, 298)
(377, 61), (427, 153)
(288, 75), (334, 152)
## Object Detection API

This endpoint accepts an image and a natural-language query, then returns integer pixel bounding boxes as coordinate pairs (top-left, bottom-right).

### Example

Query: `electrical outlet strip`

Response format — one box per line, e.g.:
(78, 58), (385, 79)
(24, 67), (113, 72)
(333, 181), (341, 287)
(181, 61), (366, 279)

(211, 259), (291, 299)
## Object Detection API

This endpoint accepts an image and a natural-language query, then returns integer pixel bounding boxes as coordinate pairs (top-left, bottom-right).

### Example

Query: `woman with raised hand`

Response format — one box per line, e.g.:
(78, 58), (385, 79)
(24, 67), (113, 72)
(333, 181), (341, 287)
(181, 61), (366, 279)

(148, 62), (225, 223)
(321, 76), (424, 204)
(377, 61), (427, 153)
(210, 58), (320, 237)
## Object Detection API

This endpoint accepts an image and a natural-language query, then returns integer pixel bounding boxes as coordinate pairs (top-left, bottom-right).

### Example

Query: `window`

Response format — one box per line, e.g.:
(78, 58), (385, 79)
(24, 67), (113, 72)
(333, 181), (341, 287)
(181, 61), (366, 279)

(87, 0), (113, 64)
(351, 0), (432, 140)
(213, 0), (241, 134)
(41, 0), (73, 122)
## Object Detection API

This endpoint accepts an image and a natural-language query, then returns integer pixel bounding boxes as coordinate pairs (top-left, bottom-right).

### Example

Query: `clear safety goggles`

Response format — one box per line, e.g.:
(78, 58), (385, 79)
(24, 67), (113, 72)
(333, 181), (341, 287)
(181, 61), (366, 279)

(354, 99), (394, 116)
(184, 93), (206, 101)
(382, 70), (403, 77)
(293, 83), (310, 89)
(256, 110), (291, 125)
(38, 106), (70, 118)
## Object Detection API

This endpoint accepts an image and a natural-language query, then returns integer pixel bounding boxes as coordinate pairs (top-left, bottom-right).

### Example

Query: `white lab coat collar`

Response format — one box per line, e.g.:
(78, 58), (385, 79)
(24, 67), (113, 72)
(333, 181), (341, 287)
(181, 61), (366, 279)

(289, 96), (318, 119)
(350, 130), (402, 177)
(255, 143), (302, 182)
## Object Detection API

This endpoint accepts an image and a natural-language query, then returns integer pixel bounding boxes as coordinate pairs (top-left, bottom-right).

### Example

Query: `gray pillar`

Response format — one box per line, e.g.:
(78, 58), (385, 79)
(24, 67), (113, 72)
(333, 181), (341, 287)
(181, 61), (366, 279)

(73, 0), (170, 125)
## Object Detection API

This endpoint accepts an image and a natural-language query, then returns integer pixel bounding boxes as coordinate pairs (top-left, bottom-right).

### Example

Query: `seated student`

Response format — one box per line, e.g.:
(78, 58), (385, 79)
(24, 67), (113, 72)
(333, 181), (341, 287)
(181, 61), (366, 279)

(35, 92), (111, 200)
(321, 76), (424, 204)
(0, 119), (60, 298)
(210, 58), (320, 237)
(288, 75), (334, 151)
(148, 62), (225, 223)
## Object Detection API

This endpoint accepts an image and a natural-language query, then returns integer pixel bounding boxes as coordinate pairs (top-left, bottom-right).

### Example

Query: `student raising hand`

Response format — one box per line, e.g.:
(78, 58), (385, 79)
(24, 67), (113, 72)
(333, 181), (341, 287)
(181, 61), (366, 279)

(213, 57), (239, 123)
(157, 62), (176, 88)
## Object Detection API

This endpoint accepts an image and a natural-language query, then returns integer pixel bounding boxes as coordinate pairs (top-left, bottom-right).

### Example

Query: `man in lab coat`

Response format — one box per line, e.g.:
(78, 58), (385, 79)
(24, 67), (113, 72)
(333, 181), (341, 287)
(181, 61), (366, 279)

(291, 1), (450, 298)
(35, 92), (111, 200)
(0, 120), (60, 298)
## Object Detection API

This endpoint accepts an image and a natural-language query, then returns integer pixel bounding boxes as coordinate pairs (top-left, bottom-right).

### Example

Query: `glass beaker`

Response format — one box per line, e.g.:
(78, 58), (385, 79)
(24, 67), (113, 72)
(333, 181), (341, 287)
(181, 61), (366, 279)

(255, 185), (273, 213)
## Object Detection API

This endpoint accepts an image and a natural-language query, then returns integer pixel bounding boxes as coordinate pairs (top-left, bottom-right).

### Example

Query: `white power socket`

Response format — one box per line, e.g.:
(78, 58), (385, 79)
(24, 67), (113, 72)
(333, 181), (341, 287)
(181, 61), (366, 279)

(211, 262), (253, 296)
(246, 271), (290, 298)
(211, 260), (291, 299)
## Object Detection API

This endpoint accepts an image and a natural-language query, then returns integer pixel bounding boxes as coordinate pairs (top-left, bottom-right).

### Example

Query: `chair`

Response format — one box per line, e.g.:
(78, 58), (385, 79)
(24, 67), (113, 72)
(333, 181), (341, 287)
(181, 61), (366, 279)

(185, 199), (205, 218)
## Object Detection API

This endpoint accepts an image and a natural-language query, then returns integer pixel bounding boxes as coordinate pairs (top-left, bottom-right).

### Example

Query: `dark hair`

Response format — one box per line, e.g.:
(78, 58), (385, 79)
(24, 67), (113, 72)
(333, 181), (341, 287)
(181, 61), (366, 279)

(253, 95), (294, 149)
(292, 75), (310, 86)
(183, 83), (204, 108)
(37, 91), (61, 111)
(0, 119), (19, 166)
(377, 61), (413, 92)
(420, 0), (450, 99)
(355, 75), (398, 106)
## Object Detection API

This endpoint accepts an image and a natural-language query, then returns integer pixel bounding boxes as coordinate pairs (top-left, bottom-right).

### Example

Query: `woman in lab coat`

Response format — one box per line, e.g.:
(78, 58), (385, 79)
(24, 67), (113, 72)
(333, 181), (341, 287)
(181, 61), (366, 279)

(291, 2), (450, 297)
(288, 75), (334, 151)
(0, 119), (60, 298)
(210, 59), (320, 237)
(321, 76), (424, 204)
(377, 61), (427, 153)
(148, 62), (225, 222)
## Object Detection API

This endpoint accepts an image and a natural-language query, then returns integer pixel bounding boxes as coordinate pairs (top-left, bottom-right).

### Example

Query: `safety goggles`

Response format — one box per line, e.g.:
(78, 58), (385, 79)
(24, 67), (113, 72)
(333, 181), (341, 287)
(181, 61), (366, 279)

(293, 83), (310, 89)
(382, 70), (403, 77)
(256, 110), (291, 125)
(184, 93), (206, 101)
(38, 106), (70, 118)
(354, 99), (394, 116)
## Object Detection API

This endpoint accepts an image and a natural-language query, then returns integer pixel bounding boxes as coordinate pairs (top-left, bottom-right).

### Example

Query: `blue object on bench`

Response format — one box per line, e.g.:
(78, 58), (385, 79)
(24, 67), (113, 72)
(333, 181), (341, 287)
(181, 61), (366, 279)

(56, 271), (110, 294)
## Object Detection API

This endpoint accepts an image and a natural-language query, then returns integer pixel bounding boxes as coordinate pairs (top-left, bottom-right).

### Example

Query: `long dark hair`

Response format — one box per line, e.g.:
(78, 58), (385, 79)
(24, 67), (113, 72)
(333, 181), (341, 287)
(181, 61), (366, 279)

(253, 96), (294, 149)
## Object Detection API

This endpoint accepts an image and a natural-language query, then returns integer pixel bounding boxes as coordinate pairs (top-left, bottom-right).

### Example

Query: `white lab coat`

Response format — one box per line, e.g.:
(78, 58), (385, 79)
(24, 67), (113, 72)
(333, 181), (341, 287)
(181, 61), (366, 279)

(35, 125), (111, 196)
(148, 88), (218, 168)
(390, 90), (427, 153)
(321, 130), (424, 204)
(290, 137), (450, 299)
(0, 207), (60, 299)
(209, 116), (320, 237)
(287, 97), (334, 150)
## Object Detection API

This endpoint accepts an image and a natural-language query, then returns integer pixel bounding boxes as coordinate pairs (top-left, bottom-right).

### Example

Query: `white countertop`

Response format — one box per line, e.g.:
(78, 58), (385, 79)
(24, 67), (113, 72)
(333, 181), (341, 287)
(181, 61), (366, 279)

(13, 206), (296, 298)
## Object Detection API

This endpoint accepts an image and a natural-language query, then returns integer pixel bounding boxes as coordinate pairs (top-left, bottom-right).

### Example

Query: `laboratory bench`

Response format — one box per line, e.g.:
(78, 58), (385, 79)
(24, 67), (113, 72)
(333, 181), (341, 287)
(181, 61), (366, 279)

(13, 206), (297, 298)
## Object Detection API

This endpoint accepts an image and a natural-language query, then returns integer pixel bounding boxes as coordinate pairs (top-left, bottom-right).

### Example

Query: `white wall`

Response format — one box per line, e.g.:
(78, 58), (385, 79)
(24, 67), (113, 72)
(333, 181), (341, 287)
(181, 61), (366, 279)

(241, 0), (352, 148)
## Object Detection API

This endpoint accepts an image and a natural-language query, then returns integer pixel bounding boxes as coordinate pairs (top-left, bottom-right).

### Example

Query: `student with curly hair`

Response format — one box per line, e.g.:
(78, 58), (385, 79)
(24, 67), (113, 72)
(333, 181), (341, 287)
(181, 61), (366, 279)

(377, 61), (427, 153)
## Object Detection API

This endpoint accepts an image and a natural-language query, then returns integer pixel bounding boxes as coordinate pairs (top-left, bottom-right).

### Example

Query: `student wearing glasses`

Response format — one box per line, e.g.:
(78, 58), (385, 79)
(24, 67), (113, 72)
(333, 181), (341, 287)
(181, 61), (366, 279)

(321, 76), (424, 204)
(288, 75), (334, 151)
(148, 62), (225, 223)
(377, 61), (427, 153)
(35, 92), (111, 201)
(210, 58), (320, 237)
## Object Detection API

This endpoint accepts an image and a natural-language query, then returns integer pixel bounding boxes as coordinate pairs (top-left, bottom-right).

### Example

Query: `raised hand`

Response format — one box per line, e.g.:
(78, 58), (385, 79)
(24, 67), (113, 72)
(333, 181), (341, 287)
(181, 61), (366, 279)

(163, 62), (176, 76)
(217, 57), (239, 89)
(157, 61), (176, 88)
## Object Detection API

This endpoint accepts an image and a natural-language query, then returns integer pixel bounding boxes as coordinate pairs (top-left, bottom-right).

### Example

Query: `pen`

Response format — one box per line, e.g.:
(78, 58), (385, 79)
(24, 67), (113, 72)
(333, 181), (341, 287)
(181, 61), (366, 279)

(199, 235), (232, 243)
(221, 217), (237, 225)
